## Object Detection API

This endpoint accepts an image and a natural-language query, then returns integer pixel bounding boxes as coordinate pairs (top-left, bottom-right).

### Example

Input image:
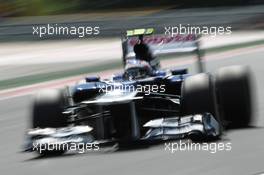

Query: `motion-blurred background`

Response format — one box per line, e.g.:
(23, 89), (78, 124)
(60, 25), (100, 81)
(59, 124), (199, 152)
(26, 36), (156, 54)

(0, 0), (263, 88)
(1, 0), (263, 17)
(0, 0), (264, 41)
(0, 1), (264, 175)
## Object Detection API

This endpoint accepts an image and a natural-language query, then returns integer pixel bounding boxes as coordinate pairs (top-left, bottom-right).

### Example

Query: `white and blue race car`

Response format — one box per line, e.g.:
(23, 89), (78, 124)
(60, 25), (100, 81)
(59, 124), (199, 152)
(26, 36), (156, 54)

(24, 28), (252, 156)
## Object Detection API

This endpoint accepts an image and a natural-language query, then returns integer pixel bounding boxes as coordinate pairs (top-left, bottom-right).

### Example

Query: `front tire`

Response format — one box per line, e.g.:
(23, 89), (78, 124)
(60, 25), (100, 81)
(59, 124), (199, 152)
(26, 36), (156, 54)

(181, 73), (220, 122)
(32, 89), (68, 128)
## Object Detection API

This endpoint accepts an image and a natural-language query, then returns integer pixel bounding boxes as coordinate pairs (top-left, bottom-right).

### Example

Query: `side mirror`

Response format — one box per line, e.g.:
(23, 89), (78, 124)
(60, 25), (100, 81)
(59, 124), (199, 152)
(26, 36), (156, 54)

(154, 70), (166, 77)
(112, 74), (123, 81)
(171, 68), (188, 75)
(85, 76), (100, 82)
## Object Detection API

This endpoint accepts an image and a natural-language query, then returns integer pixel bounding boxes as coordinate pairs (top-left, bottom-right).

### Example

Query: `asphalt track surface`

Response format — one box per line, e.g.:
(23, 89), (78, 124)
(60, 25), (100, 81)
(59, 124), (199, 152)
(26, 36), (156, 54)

(0, 47), (263, 175)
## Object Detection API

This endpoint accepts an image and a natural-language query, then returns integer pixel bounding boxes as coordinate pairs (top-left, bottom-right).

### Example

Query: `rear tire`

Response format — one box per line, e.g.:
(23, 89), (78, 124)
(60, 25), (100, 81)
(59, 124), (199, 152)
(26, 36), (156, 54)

(32, 89), (68, 128)
(181, 73), (220, 122)
(215, 65), (252, 128)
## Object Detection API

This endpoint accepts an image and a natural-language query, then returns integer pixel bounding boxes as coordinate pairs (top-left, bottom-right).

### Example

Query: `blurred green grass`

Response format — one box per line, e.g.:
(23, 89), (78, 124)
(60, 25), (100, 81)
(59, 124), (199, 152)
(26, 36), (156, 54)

(1, 0), (260, 17)
(2, 0), (79, 16)
(19, 0), (79, 15)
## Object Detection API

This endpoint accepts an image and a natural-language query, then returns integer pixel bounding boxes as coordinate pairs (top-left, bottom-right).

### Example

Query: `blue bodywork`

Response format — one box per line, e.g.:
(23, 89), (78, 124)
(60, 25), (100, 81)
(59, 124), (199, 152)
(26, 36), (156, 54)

(72, 67), (190, 103)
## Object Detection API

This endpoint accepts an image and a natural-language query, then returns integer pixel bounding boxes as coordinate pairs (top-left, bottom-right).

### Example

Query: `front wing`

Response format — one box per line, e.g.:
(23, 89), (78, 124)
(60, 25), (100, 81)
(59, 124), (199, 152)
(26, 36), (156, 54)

(23, 113), (221, 153)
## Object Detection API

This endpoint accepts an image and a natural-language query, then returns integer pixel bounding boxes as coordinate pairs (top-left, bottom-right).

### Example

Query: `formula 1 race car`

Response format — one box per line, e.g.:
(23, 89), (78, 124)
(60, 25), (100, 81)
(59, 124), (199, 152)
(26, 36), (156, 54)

(23, 29), (252, 156)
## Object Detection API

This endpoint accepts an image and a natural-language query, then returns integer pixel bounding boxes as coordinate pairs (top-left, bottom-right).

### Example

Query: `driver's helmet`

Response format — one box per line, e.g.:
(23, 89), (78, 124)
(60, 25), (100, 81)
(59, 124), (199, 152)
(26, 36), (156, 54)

(124, 59), (153, 80)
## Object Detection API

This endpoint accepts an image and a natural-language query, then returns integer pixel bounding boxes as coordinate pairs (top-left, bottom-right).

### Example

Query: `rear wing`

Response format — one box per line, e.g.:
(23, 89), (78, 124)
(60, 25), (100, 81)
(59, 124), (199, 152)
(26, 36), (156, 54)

(121, 29), (204, 72)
